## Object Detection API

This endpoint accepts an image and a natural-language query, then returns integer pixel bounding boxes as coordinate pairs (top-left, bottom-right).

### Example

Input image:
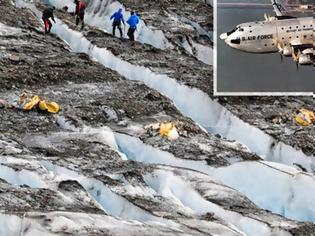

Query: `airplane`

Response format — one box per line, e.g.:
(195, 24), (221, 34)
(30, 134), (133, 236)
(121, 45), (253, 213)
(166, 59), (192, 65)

(219, 0), (314, 67)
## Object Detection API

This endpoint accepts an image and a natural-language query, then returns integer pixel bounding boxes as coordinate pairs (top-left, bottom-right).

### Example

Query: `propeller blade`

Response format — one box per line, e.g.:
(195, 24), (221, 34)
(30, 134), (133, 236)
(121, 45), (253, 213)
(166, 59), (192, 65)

(291, 48), (300, 70)
(276, 40), (283, 53)
(277, 44), (283, 53)
(292, 48), (299, 62)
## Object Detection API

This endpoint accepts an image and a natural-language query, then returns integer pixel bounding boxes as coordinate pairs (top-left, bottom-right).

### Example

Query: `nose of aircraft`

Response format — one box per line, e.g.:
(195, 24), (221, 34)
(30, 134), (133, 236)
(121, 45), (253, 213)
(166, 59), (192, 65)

(220, 33), (228, 40)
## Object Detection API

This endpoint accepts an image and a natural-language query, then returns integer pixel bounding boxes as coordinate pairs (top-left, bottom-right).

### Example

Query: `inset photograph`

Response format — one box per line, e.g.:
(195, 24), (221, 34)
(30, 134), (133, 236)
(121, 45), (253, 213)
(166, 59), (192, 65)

(215, 0), (314, 95)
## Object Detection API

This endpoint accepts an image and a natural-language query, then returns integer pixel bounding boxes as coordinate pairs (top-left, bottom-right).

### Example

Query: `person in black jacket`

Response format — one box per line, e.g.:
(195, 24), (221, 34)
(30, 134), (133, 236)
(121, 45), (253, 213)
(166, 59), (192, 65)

(42, 7), (56, 34)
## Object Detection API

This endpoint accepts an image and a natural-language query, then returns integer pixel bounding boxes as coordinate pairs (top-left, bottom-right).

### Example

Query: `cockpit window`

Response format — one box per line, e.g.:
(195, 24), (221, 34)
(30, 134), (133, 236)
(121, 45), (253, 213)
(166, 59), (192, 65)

(238, 28), (244, 32)
(227, 28), (237, 36)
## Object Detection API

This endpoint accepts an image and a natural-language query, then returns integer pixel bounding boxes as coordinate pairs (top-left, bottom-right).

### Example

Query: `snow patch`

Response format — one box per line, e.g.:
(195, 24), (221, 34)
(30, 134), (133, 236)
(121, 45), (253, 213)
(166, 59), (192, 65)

(179, 36), (213, 65)
(0, 211), (184, 235)
(178, 15), (212, 40)
(168, 10), (212, 40)
(0, 22), (22, 36)
(41, 161), (165, 223)
(115, 133), (315, 223)
(144, 169), (288, 236)
(115, 133), (212, 173)
(81, 126), (121, 152)
(0, 164), (47, 188)
(213, 161), (315, 222)
(192, 41), (213, 65)
(56, 115), (80, 131)
(0, 214), (23, 236)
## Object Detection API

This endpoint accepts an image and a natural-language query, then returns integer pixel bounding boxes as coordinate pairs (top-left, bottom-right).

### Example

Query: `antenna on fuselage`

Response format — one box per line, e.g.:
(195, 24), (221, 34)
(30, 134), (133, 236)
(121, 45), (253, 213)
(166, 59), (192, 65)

(264, 13), (270, 21)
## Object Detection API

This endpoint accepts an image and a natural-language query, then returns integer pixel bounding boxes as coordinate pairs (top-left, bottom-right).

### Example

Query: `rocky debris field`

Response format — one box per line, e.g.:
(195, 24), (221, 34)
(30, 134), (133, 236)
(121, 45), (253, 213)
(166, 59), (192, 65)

(0, 0), (314, 235)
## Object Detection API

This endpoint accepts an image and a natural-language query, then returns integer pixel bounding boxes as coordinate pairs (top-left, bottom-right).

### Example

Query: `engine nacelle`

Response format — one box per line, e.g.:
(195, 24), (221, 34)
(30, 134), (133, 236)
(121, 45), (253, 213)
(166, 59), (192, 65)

(282, 46), (292, 56)
(298, 54), (313, 65)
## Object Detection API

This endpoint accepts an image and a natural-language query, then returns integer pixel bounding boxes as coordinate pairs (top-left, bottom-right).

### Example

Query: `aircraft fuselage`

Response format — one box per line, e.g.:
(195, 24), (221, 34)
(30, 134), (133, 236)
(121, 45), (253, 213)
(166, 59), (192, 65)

(221, 17), (313, 54)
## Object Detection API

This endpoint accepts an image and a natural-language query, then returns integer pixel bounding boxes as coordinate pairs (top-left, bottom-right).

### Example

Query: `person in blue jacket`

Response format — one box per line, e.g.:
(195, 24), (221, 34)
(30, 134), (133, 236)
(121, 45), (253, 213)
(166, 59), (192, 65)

(110, 8), (125, 38)
(126, 11), (139, 41)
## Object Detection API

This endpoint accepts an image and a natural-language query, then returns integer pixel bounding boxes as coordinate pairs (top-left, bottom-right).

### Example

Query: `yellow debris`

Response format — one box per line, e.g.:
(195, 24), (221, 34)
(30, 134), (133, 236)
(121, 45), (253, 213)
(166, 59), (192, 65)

(39, 100), (60, 113)
(159, 122), (173, 137)
(23, 95), (40, 110)
(159, 122), (179, 140)
(294, 108), (315, 126)
(38, 100), (47, 111)
(16, 93), (60, 113)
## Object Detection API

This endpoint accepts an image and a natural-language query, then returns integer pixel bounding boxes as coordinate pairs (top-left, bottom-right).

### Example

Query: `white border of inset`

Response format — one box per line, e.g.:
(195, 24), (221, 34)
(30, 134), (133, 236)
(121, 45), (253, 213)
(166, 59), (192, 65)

(213, 0), (314, 96)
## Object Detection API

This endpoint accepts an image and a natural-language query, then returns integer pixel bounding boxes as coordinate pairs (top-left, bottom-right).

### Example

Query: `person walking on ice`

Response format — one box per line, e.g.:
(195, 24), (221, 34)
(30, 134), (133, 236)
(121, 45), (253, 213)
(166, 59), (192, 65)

(74, 0), (86, 30)
(126, 11), (139, 41)
(110, 8), (125, 38)
(42, 6), (56, 34)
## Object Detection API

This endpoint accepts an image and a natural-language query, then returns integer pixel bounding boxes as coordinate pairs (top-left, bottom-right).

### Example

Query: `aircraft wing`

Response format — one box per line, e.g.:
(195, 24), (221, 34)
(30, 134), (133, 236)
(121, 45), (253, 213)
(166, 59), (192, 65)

(290, 41), (313, 48)
(277, 38), (314, 66)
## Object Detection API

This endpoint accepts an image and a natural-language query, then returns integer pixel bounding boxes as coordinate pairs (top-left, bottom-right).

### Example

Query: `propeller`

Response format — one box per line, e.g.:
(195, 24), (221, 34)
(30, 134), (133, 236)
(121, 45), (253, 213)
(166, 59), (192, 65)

(275, 39), (284, 63)
(276, 42), (283, 53)
(264, 13), (273, 22)
(292, 48), (300, 71)
(264, 13), (268, 21)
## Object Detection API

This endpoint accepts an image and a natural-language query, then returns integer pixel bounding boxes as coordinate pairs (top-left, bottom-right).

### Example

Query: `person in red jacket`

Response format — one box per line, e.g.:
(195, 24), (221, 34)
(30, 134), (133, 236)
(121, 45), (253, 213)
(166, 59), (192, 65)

(42, 7), (56, 34)
(74, 0), (86, 30)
